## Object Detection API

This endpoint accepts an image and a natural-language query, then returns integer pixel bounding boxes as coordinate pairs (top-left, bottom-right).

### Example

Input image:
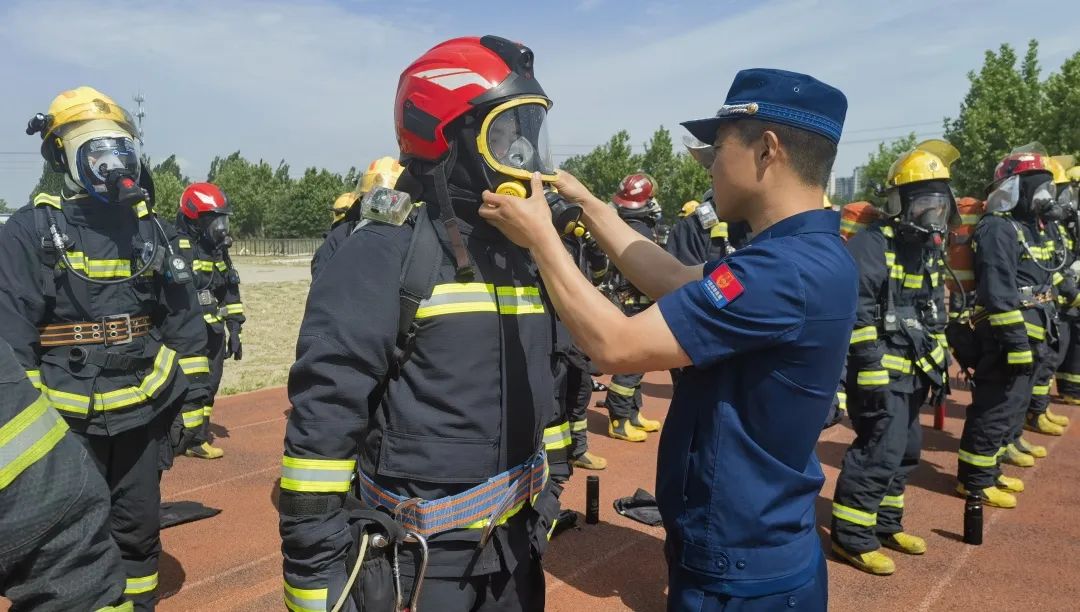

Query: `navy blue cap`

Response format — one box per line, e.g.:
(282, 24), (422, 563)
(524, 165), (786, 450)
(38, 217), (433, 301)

(681, 68), (847, 145)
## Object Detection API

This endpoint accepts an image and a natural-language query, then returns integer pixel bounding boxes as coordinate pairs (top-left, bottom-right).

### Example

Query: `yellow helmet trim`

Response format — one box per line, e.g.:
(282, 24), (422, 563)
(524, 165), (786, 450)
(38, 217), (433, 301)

(358, 156), (405, 195)
(331, 192), (358, 224)
(887, 139), (960, 188)
(44, 86), (136, 139)
(475, 96), (558, 183)
(1048, 155), (1075, 185)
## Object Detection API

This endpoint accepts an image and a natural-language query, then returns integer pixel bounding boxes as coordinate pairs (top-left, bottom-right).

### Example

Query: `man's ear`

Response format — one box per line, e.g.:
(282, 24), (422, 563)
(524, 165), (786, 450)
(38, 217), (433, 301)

(760, 130), (780, 165)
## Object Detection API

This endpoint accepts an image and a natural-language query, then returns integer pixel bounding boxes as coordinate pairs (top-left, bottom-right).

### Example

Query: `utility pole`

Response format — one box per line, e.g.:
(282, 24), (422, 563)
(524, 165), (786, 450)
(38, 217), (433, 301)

(133, 92), (146, 144)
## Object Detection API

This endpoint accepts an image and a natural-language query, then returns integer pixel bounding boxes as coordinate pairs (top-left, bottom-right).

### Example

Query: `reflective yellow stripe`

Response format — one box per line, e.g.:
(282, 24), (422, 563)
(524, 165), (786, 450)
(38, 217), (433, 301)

(960, 214), (980, 225)
(934, 333), (948, 349)
(709, 222), (728, 239)
(34, 193), (62, 209)
(837, 391), (847, 411)
(495, 286), (546, 315)
(192, 260), (216, 273)
(1032, 384), (1050, 396)
(850, 326), (878, 344)
(203, 405), (213, 418)
(416, 283), (496, 318)
(182, 407), (204, 429)
(280, 456), (356, 493)
(124, 572), (158, 595)
(903, 273), (923, 289)
(225, 303), (244, 315)
(543, 422), (572, 451)
(832, 502), (877, 527)
(1007, 350), (1033, 365)
(60, 252), (134, 279)
(571, 419), (588, 432)
(840, 219), (866, 235)
(179, 356), (210, 375)
(931, 270), (940, 287)
(215, 261), (228, 272)
(884, 252), (896, 266)
(0, 394), (69, 490)
(178, 238), (191, 249)
(462, 460), (548, 530)
(92, 346), (177, 411)
(25, 370), (41, 387)
(607, 382), (636, 397)
(880, 494), (904, 509)
(958, 448), (998, 467)
(1057, 372), (1080, 383)
(890, 265), (904, 281)
(284, 582), (327, 612)
(1054, 272), (1065, 286)
(133, 201), (149, 218)
(989, 310), (1024, 326)
(881, 354), (912, 374)
(882, 226), (895, 238)
(204, 312), (224, 325)
(1025, 322), (1045, 341)
(857, 370), (889, 386)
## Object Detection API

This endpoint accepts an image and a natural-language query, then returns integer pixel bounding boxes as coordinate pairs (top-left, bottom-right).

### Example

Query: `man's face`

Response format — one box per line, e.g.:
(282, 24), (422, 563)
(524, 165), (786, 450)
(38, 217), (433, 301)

(709, 125), (759, 222)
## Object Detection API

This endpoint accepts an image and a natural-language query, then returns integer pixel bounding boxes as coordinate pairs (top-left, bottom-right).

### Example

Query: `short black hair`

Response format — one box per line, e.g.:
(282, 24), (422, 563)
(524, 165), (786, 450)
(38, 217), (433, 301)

(727, 119), (837, 189)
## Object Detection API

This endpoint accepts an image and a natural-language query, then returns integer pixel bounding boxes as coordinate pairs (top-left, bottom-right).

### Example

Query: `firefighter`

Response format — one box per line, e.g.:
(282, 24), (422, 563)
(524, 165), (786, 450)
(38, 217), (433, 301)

(830, 140), (958, 575)
(665, 192), (733, 266)
(0, 337), (132, 612)
(957, 151), (1062, 510)
(1057, 163), (1080, 404)
(174, 182), (244, 459)
(1020, 154), (1076, 442)
(311, 157), (405, 278)
(601, 173), (664, 442)
(557, 228), (609, 470)
(280, 36), (567, 611)
(0, 87), (210, 611)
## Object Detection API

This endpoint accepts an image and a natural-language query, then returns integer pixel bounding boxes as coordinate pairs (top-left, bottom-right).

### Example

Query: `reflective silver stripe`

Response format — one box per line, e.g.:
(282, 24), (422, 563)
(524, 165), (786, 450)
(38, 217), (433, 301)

(571, 420), (588, 432)
(0, 395), (69, 490)
(543, 422), (571, 450)
(124, 572), (158, 595)
(284, 582), (327, 612)
(182, 408), (204, 428)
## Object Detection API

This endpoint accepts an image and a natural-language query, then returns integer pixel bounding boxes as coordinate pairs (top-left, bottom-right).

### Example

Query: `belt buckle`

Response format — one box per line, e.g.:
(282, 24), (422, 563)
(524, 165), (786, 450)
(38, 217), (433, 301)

(102, 313), (132, 346)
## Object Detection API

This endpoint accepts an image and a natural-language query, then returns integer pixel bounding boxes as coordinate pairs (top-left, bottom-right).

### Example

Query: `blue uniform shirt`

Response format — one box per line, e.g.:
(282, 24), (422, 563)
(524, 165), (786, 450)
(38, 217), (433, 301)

(656, 209), (856, 596)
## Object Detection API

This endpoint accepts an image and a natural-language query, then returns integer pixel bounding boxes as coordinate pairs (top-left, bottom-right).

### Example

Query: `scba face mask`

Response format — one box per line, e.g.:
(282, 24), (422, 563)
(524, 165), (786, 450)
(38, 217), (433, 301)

(76, 136), (141, 201)
(201, 214), (232, 249)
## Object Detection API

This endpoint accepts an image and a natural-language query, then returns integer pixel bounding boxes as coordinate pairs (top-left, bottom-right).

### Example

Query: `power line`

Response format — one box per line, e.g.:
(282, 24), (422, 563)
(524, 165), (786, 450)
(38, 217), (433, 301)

(843, 120), (943, 135)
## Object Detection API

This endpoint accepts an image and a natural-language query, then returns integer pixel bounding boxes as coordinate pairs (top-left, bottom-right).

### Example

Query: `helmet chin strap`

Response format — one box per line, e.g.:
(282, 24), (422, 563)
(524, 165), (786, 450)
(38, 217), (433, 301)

(425, 141), (474, 281)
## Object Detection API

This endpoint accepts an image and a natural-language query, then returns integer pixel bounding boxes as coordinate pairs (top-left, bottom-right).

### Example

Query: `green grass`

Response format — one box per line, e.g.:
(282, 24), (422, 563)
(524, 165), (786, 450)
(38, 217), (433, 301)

(218, 280), (309, 395)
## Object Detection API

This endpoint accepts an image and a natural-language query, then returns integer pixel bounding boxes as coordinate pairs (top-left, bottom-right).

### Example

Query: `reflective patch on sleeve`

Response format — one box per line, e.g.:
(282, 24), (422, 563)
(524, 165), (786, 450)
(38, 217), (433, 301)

(700, 263), (744, 310)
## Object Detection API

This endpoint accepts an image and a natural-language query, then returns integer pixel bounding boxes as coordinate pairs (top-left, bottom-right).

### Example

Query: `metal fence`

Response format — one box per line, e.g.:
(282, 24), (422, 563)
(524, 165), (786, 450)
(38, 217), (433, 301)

(231, 238), (323, 257)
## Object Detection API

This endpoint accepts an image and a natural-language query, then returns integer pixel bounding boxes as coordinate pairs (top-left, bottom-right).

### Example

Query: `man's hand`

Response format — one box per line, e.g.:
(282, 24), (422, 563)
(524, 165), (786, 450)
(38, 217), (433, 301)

(480, 173), (559, 250)
(553, 170), (593, 205)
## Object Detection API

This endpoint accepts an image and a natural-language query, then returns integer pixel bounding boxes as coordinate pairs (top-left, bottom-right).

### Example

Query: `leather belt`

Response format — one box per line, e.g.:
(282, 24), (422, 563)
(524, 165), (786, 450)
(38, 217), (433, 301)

(39, 314), (152, 347)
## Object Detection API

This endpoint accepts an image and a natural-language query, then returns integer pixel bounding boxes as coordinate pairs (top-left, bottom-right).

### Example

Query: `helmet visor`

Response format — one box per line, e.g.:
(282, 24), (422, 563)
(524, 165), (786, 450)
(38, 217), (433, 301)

(684, 135), (715, 170)
(481, 101), (555, 179)
(1057, 183), (1078, 213)
(905, 193), (951, 232)
(76, 136), (140, 192)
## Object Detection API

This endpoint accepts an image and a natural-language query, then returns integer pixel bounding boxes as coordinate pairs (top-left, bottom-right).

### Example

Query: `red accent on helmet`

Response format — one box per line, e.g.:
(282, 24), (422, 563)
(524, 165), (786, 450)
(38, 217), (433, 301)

(993, 152), (1052, 184)
(395, 36), (547, 161)
(612, 174), (658, 209)
(180, 182), (230, 220)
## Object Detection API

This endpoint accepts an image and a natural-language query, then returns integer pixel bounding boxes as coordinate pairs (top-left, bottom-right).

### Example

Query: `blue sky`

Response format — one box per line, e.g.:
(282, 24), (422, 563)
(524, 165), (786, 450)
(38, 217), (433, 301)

(0, 0), (1076, 206)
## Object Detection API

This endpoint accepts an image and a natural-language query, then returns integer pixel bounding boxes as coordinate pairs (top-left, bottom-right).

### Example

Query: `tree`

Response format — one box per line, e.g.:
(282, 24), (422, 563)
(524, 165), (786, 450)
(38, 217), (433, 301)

(560, 130), (639, 204)
(265, 168), (346, 238)
(28, 163), (66, 202)
(207, 152), (284, 237)
(0, 198), (12, 213)
(1038, 50), (1080, 159)
(150, 155), (189, 214)
(944, 40), (1043, 197)
(857, 133), (918, 205)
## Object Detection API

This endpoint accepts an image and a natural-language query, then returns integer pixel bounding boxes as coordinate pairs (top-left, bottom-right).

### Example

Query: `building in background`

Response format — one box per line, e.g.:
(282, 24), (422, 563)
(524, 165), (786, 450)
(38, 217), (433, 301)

(829, 165), (867, 203)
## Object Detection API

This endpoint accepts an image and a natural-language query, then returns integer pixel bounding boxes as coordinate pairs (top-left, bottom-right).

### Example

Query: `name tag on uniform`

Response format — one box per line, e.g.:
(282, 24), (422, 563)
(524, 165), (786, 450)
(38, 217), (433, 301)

(701, 263), (744, 310)
(197, 289), (215, 306)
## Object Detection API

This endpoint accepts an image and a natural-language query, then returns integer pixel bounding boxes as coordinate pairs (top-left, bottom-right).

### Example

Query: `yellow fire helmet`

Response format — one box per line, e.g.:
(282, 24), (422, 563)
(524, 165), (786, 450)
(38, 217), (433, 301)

(680, 200), (700, 217)
(883, 139), (960, 218)
(35, 87), (139, 177)
(1048, 155), (1075, 185)
(331, 192), (359, 225)
(357, 156), (405, 195)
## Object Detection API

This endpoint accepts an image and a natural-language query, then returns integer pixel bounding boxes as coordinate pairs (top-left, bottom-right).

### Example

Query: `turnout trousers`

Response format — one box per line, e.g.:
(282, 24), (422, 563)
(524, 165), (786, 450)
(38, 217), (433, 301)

(958, 355), (1034, 491)
(1056, 319), (1080, 398)
(605, 372), (643, 420)
(73, 421), (165, 611)
(832, 383), (929, 553)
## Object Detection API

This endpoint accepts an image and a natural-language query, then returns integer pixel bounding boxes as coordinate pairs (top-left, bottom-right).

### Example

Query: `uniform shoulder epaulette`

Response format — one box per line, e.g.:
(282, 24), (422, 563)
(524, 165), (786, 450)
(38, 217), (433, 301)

(32, 193), (62, 209)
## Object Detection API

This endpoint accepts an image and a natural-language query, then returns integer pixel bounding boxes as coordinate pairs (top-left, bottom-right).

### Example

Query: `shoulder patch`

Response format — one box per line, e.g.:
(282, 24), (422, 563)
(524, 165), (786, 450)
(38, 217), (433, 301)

(701, 263), (744, 310)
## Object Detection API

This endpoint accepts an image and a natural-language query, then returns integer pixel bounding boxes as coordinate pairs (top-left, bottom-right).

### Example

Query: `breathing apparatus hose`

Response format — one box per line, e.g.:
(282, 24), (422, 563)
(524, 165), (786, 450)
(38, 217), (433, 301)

(330, 532), (369, 612)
